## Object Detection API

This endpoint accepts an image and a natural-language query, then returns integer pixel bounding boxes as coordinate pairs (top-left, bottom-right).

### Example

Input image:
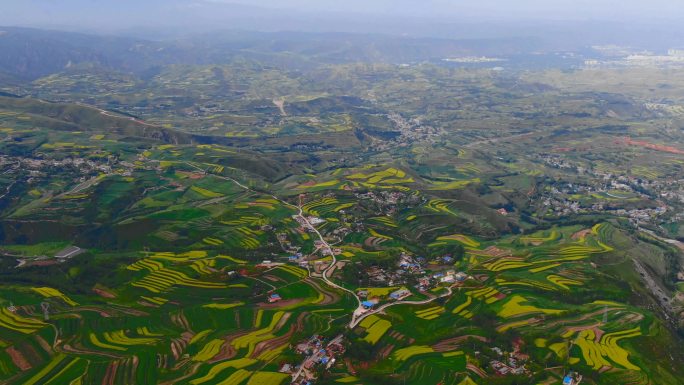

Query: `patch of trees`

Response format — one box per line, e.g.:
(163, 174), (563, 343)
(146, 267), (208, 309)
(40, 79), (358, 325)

(427, 242), (464, 261)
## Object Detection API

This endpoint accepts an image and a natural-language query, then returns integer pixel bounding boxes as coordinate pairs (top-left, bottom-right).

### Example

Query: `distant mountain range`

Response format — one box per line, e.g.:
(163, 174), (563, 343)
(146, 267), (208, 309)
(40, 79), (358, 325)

(1, 23), (681, 83)
(0, 27), (550, 80)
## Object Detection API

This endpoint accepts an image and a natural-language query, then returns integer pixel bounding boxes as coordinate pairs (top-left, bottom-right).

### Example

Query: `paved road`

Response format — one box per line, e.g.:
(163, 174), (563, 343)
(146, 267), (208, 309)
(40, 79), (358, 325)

(349, 286), (454, 328)
(0, 181), (15, 200)
(184, 162), (360, 295)
(465, 132), (533, 148)
(74, 102), (158, 127)
(38, 99), (158, 128)
(184, 161), (457, 329)
(183, 161), (363, 308)
(291, 334), (343, 383)
(633, 257), (674, 317)
(296, 207), (362, 311)
(642, 228), (684, 253)
(58, 174), (110, 197)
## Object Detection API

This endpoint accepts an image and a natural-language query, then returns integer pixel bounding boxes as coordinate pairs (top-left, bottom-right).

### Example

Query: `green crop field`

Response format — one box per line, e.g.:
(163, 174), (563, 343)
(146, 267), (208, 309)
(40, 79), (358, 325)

(1, 28), (684, 385)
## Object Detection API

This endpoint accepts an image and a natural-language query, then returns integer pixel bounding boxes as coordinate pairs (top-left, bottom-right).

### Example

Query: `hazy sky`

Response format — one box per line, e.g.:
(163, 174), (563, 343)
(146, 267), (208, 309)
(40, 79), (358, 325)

(212, 0), (684, 20)
(2, 0), (683, 38)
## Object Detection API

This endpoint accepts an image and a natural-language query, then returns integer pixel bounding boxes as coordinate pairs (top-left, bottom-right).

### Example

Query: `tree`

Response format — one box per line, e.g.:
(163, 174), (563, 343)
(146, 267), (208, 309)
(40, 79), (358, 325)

(345, 339), (374, 361)
(428, 243), (465, 261)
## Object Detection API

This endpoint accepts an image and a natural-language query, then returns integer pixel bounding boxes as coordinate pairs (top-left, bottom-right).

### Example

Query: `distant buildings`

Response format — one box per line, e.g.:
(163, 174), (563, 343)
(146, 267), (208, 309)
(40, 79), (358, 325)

(442, 56), (506, 63)
(584, 48), (684, 69)
(257, 260), (283, 268)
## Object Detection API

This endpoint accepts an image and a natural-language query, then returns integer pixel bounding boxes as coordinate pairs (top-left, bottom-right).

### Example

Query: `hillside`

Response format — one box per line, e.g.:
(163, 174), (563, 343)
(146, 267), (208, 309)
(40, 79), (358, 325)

(0, 28), (684, 385)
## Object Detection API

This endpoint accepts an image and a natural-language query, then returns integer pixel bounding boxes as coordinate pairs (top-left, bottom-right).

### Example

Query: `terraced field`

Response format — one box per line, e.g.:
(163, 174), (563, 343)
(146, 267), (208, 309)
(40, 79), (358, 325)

(353, 222), (682, 384)
(2, 62), (684, 385)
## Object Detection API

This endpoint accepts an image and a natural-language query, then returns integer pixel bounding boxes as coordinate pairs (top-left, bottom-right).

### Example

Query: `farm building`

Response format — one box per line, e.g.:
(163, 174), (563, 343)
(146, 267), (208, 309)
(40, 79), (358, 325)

(362, 301), (375, 309)
(268, 293), (282, 303)
(55, 246), (84, 259)
(440, 275), (455, 283)
(258, 260), (283, 268)
(562, 371), (582, 385)
(389, 289), (410, 300)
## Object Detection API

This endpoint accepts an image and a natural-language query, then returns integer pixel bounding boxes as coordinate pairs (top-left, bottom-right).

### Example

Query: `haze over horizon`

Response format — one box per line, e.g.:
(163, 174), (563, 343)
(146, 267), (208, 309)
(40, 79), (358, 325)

(4, 1), (684, 385)
(2, 0), (684, 44)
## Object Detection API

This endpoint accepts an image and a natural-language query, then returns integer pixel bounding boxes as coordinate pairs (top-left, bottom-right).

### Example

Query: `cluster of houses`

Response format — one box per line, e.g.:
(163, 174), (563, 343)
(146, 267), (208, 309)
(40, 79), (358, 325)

(562, 371), (583, 385)
(372, 112), (443, 152)
(364, 254), (426, 285)
(330, 225), (352, 240)
(397, 254), (423, 273)
(400, 254), (469, 290)
(365, 265), (400, 285)
(420, 270), (468, 288)
(357, 288), (412, 310)
(285, 335), (346, 384)
(489, 346), (529, 376)
(0, 154), (116, 179)
(361, 253), (469, 294)
(355, 191), (408, 205)
(294, 335), (345, 361)
(354, 190), (423, 216)
(287, 253), (311, 268)
(277, 233), (301, 254)
(536, 152), (684, 228)
(292, 214), (326, 228)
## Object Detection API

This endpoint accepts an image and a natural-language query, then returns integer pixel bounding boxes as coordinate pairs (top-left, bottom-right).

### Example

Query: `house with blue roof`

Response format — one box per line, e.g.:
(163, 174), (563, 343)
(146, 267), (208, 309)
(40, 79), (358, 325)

(268, 293), (282, 303)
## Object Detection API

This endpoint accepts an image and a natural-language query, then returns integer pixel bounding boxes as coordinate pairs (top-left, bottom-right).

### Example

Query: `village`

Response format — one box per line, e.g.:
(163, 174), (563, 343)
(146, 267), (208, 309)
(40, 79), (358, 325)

(0, 153), (119, 180)
(534, 152), (684, 228)
(281, 334), (346, 384)
(487, 343), (529, 377)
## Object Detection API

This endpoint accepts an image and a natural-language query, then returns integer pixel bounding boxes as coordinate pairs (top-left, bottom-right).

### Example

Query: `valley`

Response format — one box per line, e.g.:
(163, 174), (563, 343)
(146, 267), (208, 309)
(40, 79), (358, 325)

(0, 27), (683, 385)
